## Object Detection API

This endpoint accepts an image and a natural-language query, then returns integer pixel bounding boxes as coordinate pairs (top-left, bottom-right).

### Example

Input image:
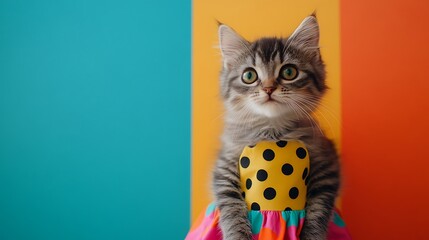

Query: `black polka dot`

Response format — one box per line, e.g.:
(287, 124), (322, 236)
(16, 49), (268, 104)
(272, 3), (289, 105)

(282, 163), (294, 175)
(263, 149), (275, 161)
(256, 169), (268, 181)
(263, 187), (277, 200)
(276, 141), (288, 147)
(240, 156), (250, 168)
(248, 144), (255, 148)
(289, 187), (299, 199)
(284, 207), (292, 211)
(241, 192), (246, 199)
(246, 178), (252, 190)
(302, 168), (308, 180)
(251, 202), (260, 210)
(296, 147), (307, 159)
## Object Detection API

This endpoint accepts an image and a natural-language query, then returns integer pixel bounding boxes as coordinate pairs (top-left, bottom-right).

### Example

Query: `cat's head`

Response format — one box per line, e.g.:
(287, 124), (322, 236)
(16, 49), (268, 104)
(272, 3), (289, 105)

(218, 16), (326, 120)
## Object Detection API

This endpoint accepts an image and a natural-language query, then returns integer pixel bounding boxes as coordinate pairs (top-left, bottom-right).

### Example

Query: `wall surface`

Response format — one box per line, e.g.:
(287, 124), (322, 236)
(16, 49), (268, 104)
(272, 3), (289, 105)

(341, 1), (429, 239)
(0, 1), (190, 239)
(2, 0), (429, 239)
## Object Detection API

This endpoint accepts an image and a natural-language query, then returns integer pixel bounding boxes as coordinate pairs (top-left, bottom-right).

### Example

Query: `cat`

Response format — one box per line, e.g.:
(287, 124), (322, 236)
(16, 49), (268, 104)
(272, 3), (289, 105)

(213, 15), (340, 240)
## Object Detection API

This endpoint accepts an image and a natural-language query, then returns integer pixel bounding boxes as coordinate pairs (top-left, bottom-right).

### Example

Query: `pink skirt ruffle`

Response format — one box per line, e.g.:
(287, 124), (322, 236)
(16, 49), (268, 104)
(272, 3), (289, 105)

(186, 203), (351, 240)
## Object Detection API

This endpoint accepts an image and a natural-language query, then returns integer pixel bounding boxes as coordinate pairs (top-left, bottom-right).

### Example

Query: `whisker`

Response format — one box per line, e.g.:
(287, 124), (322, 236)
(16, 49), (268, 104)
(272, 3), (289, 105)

(292, 94), (340, 127)
(291, 98), (326, 137)
(288, 98), (322, 138)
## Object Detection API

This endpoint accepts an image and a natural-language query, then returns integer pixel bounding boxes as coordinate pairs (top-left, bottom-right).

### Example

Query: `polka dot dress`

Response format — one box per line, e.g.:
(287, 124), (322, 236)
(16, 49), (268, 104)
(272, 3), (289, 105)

(239, 140), (309, 211)
(186, 140), (352, 240)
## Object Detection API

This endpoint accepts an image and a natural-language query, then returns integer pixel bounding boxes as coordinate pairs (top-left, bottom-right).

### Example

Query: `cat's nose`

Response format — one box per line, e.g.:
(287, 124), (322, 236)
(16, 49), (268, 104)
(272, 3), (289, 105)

(263, 87), (276, 96)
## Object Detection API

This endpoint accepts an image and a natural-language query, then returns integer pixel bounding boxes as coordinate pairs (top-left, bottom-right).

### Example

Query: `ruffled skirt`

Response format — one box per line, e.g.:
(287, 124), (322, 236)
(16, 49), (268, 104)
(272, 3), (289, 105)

(186, 203), (351, 240)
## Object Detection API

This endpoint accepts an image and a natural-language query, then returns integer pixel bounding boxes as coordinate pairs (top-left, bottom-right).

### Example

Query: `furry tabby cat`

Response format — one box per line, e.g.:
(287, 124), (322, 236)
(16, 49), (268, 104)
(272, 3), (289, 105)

(213, 16), (340, 240)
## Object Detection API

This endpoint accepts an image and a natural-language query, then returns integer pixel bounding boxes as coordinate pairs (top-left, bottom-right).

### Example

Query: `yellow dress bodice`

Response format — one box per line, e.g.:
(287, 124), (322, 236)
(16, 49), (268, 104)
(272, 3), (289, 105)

(239, 140), (310, 211)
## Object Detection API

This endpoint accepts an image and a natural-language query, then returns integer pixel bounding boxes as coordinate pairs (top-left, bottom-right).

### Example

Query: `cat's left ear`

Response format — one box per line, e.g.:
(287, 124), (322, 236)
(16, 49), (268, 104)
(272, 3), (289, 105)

(218, 24), (250, 69)
(289, 16), (320, 55)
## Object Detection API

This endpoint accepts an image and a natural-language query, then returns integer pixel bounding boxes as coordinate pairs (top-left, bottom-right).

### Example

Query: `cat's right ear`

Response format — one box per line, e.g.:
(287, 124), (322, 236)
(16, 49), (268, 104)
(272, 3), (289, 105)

(218, 24), (250, 69)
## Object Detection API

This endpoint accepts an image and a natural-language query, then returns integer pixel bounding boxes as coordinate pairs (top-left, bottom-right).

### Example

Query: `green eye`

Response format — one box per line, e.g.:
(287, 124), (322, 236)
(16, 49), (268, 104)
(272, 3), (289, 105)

(241, 68), (258, 84)
(280, 65), (298, 80)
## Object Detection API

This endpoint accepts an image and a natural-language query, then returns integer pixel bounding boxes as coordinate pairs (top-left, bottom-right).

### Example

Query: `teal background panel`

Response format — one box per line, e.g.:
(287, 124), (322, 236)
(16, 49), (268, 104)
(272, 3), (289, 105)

(0, 1), (190, 239)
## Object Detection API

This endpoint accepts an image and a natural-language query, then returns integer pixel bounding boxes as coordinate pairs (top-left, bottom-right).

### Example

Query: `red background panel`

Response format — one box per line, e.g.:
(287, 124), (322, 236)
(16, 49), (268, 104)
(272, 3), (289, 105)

(341, 1), (429, 239)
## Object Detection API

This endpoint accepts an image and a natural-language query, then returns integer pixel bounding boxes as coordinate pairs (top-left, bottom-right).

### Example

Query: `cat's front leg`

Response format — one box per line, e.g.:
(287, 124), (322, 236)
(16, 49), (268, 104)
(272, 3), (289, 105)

(212, 154), (253, 240)
(300, 138), (340, 240)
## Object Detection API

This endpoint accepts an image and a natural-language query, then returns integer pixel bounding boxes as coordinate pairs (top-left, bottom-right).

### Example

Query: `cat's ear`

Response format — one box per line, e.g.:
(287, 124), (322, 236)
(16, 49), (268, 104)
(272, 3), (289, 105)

(218, 24), (250, 69)
(289, 16), (320, 54)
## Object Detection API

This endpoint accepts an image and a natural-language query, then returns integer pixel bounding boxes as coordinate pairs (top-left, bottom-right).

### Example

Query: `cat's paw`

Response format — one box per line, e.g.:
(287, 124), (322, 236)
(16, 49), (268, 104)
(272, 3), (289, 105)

(224, 230), (253, 240)
(300, 232), (326, 240)
(226, 234), (252, 240)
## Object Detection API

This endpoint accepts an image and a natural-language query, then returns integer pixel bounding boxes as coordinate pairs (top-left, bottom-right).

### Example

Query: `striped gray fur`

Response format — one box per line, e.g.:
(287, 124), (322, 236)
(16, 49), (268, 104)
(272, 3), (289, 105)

(213, 16), (340, 240)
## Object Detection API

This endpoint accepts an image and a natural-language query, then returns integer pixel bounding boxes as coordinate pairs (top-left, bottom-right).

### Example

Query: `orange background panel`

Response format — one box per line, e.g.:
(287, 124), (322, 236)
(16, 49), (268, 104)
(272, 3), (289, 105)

(192, 0), (342, 221)
(341, 0), (429, 239)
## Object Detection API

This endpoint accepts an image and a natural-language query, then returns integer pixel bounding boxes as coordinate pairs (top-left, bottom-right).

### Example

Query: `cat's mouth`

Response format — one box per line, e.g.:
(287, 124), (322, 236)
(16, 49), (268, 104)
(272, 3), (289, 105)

(263, 96), (279, 104)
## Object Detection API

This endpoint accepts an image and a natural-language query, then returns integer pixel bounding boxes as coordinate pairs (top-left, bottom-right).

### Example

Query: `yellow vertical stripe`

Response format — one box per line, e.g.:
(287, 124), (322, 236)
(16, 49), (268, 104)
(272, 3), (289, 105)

(192, 0), (341, 221)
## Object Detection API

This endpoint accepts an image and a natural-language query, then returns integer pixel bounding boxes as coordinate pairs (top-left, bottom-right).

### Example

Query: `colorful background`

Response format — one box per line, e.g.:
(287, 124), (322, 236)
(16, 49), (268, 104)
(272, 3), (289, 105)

(0, 1), (190, 239)
(1, 0), (428, 239)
